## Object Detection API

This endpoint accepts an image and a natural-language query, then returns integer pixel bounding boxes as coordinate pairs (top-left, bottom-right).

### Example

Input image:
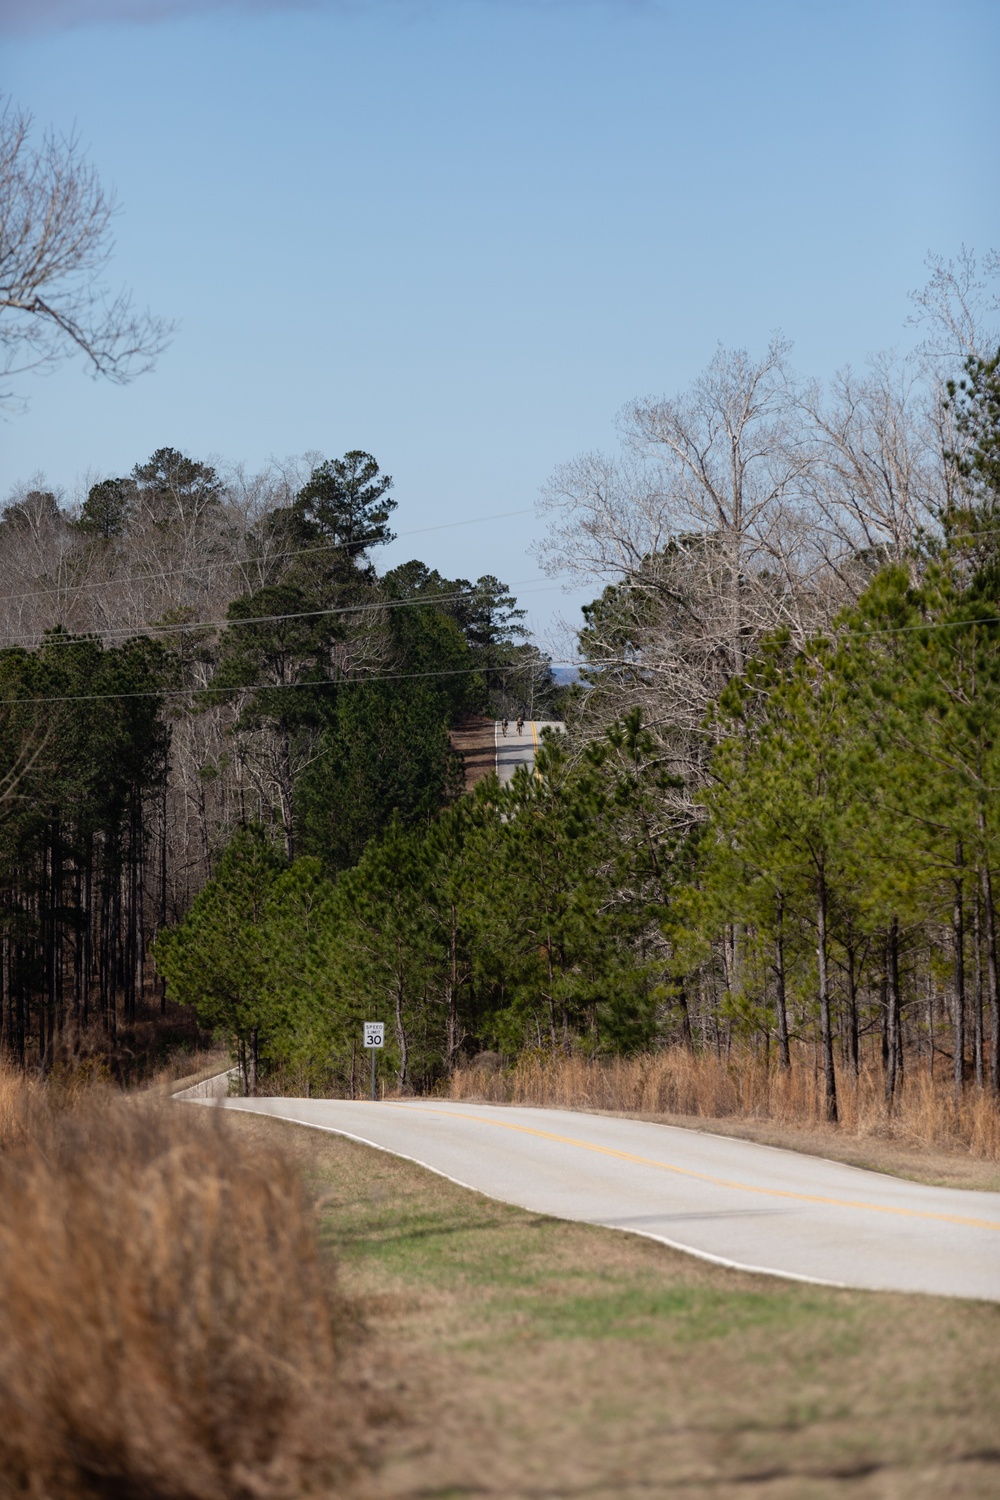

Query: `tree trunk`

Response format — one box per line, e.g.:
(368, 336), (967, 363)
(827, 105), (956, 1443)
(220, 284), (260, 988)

(816, 869), (838, 1123)
(394, 972), (409, 1091)
(279, 720), (295, 860)
(845, 939), (859, 1079)
(885, 920), (900, 1109)
(774, 890), (791, 1071)
(974, 887), (985, 1088)
(160, 769), (169, 1012)
(979, 864), (1000, 1095)
(248, 1026), (258, 1097)
(676, 985), (694, 1051)
(446, 902), (459, 1072)
(953, 847), (966, 1105)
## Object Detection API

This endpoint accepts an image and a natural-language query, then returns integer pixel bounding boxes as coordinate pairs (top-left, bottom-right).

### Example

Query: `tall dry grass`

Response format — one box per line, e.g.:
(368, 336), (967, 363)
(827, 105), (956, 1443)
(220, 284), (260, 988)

(450, 1049), (1000, 1160)
(0, 1060), (34, 1150)
(0, 1090), (367, 1500)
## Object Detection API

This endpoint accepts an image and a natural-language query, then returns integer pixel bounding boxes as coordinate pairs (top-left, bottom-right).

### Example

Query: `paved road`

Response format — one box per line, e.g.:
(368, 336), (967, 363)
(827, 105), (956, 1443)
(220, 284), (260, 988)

(213, 1097), (1000, 1300)
(495, 719), (563, 784)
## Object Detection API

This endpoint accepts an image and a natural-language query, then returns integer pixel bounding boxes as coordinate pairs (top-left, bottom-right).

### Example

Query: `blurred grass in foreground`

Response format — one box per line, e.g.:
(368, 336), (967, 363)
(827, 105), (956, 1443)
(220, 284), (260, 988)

(0, 1080), (369, 1500)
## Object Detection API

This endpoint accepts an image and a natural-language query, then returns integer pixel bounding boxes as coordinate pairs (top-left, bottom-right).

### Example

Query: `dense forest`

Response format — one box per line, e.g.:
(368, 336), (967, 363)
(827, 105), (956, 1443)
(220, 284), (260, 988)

(0, 447), (557, 1072)
(4, 254), (1000, 1122)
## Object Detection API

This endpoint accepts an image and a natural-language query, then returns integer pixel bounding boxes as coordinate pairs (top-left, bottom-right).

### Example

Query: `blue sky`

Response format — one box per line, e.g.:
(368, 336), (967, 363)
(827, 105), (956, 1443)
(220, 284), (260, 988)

(3, 0), (998, 642)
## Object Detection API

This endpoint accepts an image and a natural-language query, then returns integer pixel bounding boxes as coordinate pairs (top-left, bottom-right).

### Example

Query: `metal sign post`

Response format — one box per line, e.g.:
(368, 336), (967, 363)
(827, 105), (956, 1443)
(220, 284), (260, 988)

(363, 1021), (384, 1101)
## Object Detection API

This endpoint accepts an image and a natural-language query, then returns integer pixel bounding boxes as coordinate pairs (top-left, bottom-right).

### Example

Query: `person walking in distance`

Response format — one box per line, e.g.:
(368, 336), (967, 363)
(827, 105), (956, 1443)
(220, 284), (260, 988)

(516, 714), (524, 735)
(501, 716), (508, 736)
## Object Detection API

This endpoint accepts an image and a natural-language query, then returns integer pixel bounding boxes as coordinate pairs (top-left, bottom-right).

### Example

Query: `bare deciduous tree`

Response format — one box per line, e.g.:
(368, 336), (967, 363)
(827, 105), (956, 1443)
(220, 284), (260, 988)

(797, 354), (942, 589)
(0, 97), (172, 405)
(907, 246), (1000, 364)
(537, 339), (830, 778)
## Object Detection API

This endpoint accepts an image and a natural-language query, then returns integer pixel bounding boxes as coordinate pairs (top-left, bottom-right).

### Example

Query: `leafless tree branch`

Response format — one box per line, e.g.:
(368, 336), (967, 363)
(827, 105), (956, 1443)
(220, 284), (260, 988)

(0, 96), (173, 405)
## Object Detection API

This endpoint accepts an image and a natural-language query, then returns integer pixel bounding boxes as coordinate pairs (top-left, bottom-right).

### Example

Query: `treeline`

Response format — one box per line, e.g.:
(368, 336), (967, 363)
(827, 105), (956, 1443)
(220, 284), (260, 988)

(155, 723), (666, 1094)
(159, 339), (1000, 1113)
(0, 448), (556, 1070)
(0, 636), (167, 1064)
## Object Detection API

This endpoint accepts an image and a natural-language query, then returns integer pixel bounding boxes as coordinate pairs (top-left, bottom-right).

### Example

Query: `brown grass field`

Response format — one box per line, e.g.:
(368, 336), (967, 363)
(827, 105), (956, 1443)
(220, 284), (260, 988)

(226, 1108), (1000, 1500)
(448, 1049), (1000, 1191)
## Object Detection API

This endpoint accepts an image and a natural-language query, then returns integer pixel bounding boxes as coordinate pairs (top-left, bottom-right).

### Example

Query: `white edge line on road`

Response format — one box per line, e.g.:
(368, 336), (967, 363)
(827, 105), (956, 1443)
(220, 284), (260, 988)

(494, 717), (499, 779)
(199, 1101), (850, 1292)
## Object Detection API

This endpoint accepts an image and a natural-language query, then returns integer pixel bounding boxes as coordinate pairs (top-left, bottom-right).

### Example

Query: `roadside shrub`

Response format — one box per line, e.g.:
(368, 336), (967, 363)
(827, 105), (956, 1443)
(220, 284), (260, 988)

(0, 1096), (366, 1499)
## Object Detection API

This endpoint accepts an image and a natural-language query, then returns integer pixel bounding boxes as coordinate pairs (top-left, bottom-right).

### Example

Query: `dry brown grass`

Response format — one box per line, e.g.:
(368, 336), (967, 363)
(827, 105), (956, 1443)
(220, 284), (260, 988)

(0, 1092), (369, 1500)
(450, 1048), (1000, 1161)
(0, 1059), (34, 1150)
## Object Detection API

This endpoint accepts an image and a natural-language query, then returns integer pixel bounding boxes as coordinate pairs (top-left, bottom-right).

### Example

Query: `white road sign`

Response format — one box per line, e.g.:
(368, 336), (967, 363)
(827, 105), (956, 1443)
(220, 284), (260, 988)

(363, 1021), (385, 1049)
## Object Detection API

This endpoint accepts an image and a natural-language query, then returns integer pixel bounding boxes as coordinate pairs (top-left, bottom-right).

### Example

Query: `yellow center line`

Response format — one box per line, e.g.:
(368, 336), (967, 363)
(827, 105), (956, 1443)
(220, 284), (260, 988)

(383, 1103), (1000, 1234)
(530, 720), (541, 779)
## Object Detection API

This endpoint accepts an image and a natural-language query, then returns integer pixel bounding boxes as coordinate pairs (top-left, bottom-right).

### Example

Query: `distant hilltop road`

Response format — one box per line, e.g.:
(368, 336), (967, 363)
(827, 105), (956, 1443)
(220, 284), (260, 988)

(450, 717), (564, 790)
(495, 718), (565, 785)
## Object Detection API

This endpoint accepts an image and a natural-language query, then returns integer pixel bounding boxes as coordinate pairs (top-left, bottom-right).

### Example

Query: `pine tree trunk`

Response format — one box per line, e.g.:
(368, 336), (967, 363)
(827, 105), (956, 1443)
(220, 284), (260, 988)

(774, 890), (791, 1071)
(816, 868), (838, 1123)
(676, 985), (694, 1051)
(82, 843), (93, 1030)
(279, 720), (295, 860)
(974, 887), (985, 1088)
(979, 863), (1000, 1095)
(160, 771), (169, 1012)
(845, 939), (859, 1078)
(248, 1026), (258, 1097)
(885, 921), (900, 1108)
(394, 971), (409, 1090)
(953, 846), (966, 1104)
(446, 902), (459, 1072)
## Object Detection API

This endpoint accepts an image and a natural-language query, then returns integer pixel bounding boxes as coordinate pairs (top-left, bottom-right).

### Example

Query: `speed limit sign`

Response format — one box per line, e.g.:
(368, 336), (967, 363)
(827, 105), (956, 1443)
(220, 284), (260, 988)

(363, 1021), (384, 1102)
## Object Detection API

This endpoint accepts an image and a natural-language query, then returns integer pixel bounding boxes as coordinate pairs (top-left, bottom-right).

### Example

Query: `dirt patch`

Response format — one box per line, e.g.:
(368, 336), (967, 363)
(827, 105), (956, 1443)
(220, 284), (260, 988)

(450, 715), (496, 790)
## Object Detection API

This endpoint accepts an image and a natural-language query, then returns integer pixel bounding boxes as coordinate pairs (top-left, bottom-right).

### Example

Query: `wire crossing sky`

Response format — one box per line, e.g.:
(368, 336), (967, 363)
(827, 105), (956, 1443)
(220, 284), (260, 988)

(3, 0), (998, 640)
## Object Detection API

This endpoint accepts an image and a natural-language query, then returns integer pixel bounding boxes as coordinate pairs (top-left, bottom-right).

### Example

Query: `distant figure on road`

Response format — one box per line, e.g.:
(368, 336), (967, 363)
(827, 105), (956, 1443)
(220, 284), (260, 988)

(501, 717), (508, 736)
(516, 715), (524, 735)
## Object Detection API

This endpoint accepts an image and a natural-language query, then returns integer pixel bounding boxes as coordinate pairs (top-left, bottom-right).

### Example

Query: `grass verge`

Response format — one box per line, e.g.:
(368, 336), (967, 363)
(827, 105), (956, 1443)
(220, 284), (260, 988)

(226, 1109), (1000, 1500)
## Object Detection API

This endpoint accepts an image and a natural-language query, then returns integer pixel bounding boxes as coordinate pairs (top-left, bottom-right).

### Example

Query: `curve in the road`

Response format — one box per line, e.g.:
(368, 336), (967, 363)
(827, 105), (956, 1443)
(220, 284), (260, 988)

(207, 1098), (1000, 1300)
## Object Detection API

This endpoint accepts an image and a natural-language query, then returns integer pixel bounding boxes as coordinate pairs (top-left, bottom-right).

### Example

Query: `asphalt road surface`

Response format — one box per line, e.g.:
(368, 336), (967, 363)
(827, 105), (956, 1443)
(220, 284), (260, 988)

(495, 719), (563, 784)
(213, 1097), (1000, 1300)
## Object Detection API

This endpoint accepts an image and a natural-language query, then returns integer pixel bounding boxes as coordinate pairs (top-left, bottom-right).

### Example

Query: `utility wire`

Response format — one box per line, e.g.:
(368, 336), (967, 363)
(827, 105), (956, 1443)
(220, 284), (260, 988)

(8, 608), (1000, 698)
(0, 575), (572, 652)
(0, 659), (583, 708)
(0, 505), (536, 606)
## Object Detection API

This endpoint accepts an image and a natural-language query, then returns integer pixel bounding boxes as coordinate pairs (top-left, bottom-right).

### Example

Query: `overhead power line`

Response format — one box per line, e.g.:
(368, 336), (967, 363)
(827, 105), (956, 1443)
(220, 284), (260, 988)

(0, 576), (572, 652)
(0, 658), (581, 708)
(0, 505), (537, 606)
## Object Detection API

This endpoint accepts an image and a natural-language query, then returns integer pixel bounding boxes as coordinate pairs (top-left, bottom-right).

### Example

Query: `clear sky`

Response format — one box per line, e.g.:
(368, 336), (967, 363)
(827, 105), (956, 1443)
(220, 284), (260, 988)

(3, 0), (998, 645)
